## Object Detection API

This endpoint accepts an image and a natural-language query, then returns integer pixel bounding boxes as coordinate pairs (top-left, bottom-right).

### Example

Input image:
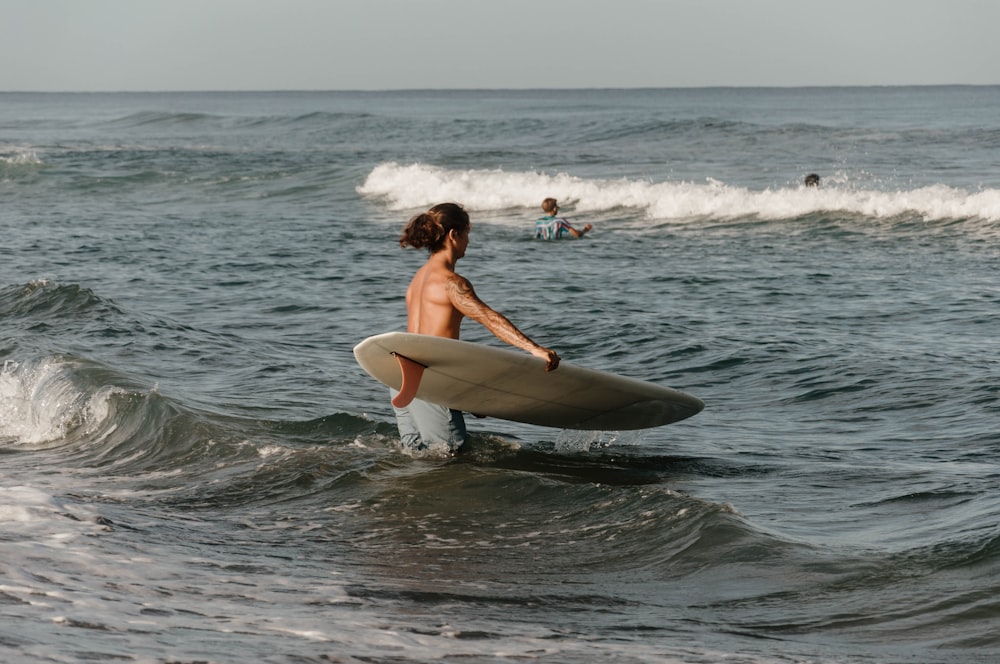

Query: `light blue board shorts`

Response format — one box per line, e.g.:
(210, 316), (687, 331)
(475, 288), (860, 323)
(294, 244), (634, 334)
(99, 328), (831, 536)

(390, 389), (467, 454)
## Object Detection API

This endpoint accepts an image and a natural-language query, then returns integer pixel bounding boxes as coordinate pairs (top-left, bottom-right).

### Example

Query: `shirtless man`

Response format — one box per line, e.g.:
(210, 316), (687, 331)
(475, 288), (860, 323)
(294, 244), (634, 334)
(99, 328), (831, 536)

(395, 202), (559, 454)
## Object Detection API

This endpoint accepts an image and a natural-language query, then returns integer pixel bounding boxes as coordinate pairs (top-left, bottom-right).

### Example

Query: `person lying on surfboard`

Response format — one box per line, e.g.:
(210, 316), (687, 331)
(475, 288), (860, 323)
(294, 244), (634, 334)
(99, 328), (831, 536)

(535, 198), (592, 240)
(396, 202), (560, 454)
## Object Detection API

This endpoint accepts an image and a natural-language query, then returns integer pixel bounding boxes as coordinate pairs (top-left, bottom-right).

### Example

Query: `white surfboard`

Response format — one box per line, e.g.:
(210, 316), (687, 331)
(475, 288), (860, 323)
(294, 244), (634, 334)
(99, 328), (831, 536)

(353, 332), (704, 430)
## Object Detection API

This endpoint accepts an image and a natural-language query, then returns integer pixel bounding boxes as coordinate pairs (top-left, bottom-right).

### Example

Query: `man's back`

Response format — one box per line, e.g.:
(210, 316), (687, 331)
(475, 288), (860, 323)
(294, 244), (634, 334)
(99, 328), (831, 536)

(406, 260), (465, 339)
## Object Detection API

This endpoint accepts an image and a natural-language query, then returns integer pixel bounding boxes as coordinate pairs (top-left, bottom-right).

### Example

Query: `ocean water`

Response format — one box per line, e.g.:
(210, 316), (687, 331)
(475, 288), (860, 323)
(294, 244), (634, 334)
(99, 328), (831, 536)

(1, 87), (999, 663)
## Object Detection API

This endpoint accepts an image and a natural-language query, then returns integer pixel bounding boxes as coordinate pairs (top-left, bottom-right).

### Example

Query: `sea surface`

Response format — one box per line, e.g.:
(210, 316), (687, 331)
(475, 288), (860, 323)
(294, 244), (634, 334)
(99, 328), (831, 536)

(1, 87), (999, 663)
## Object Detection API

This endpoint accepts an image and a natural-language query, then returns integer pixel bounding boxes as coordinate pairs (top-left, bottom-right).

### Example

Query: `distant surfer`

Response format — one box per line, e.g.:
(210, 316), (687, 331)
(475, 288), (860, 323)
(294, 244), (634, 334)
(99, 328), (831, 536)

(804, 173), (820, 187)
(535, 198), (592, 240)
(396, 202), (560, 454)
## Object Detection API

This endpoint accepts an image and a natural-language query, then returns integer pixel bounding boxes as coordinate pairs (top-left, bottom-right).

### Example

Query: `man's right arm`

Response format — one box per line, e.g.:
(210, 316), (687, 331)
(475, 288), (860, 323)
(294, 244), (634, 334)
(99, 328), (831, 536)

(447, 275), (560, 371)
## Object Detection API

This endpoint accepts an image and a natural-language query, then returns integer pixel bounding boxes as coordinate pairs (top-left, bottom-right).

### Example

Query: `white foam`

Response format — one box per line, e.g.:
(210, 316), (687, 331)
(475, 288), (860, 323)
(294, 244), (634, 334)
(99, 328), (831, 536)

(358, 162), (1000, 224)
(0, 485), (106, 535)
(0, 148), (44, 166)
(0, 357), (118, 446)
(554, 429), (646, 454)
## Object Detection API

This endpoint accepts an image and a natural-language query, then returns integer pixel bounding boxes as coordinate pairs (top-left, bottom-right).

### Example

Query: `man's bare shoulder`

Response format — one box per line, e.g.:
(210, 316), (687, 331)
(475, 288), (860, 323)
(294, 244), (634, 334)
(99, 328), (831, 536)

(444, 272), (475, 296)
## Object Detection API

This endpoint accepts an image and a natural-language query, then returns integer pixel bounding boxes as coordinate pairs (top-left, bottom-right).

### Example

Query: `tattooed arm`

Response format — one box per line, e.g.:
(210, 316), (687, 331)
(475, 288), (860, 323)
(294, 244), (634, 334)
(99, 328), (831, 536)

(446, 274), (560, 371)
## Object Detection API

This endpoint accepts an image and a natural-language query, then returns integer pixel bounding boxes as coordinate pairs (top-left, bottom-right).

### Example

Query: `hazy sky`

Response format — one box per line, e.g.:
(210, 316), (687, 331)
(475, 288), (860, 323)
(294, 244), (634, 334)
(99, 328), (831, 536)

(3, 0), (998, 91)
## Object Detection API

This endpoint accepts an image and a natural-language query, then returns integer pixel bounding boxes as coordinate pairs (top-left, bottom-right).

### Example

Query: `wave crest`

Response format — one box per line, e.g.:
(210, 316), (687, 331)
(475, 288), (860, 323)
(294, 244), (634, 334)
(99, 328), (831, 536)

(0, 356), (120, 446)
(358, 162), (1000, 224)
(0, 280), (121, 320)
(1, 149), (44, 167)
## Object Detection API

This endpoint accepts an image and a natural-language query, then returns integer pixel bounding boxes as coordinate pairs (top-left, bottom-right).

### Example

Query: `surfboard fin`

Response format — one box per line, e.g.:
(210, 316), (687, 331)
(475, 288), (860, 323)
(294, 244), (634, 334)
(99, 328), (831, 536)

(390, 352), (426, 408)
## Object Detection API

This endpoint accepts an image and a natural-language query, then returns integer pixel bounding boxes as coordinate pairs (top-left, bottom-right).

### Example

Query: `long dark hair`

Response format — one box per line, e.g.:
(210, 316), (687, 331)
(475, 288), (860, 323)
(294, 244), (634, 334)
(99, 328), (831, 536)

(399, 203), (470, 253)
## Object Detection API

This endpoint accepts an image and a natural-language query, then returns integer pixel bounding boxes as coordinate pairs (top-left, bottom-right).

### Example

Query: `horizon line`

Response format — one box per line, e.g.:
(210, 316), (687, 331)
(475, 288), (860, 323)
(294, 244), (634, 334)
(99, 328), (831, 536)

(1, 83), (998, 95)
